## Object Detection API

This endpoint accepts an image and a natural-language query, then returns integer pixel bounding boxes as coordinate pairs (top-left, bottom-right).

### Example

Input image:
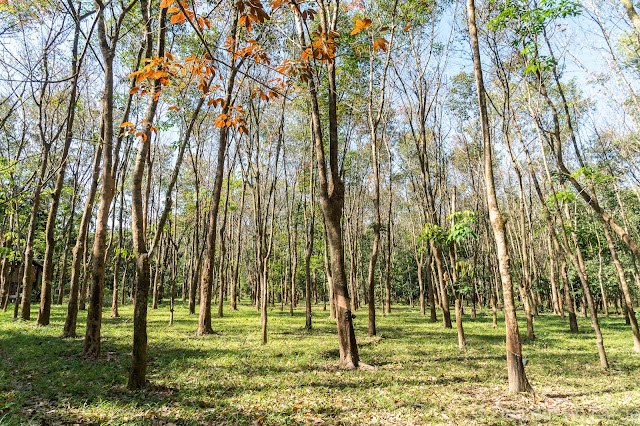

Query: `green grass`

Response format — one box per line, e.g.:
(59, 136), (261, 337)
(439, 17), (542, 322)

(1, 300), (639, 425)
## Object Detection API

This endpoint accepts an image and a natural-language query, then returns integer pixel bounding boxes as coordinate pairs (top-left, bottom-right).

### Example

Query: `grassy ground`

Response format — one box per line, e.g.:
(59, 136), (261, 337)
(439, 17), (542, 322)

(0, 300), (639, 425)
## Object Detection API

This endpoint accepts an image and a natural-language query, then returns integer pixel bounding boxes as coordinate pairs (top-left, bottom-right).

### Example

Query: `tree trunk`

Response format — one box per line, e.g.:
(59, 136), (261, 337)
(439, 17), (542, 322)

(217, 154), (234, 318)
(20, 144), (50, 320)
(293, 2), (359, 368)
(83, 2), (125, 356)
(595, 231), (609, 317)
(467, 0), (531, 392)
(432, 243), (451, 328)
(197, 11), (239, 335)
(128, 3), (170, 389)
(620, 0), (640, 35)
(63, 143), (101, 338)
(547, 233), (562, 317)
(231, 183), (246, 311)
(57, 170), (80, 305)
(111, 146), (130, 318)
(37, 12), (84, 326)
(304, 142), (315, 331)
(602, 223), (640, 352)
(426, 252), (437, 322)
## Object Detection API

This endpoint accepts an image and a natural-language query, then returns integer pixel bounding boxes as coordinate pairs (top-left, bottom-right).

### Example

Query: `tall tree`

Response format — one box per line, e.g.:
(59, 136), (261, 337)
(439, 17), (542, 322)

(467, 0), (531, 392)
(290, 0), (360, 368)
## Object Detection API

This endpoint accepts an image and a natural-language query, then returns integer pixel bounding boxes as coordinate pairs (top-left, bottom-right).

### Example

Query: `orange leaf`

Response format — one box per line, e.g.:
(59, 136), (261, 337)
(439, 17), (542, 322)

(120, 122), (134, 128)
(403, 24), (412, 31)
(168, 106), (180, 111)
(373, 37), (388, 52)
(350, 18), (371, 35)
(160, 0), (173, 7)
(170, 12), (184, 24)
(136, 132), (148, 142)
(129, 87), (139, 94)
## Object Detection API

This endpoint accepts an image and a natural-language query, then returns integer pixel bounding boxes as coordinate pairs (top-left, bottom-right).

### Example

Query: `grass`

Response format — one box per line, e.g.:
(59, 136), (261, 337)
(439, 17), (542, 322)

(0, 300), (639, 425)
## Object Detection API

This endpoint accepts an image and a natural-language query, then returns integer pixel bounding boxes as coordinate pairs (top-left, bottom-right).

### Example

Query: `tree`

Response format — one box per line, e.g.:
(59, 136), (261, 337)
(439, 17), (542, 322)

(467, 0), (532, 392)
(83, 0), (137, 358)
(287, 0), (360, 368)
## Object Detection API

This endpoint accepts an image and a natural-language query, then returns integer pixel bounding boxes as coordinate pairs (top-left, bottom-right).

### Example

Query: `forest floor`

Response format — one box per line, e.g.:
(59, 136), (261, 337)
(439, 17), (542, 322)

(0, 301), (639, 425)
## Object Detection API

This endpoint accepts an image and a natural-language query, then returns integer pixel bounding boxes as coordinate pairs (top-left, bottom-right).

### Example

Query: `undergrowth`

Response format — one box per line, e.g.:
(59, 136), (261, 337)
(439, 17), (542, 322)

(0, 301), (639, 424)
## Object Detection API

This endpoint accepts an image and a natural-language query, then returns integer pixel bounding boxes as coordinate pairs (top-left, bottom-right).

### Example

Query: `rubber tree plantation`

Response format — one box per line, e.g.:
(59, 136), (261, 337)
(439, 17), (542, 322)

(1, 0), (640, 424)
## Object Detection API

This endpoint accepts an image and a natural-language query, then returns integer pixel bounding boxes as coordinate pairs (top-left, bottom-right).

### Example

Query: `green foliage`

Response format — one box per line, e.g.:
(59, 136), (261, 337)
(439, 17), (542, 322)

(446, 210), (478, 243)
(615, 30), (640, 72)
(546, 188), (575, 206)
(447, 72), (478, 121)
(488, 0), (581, 73)
(418, 222), (446, 244)
(570, 167), (615, 185)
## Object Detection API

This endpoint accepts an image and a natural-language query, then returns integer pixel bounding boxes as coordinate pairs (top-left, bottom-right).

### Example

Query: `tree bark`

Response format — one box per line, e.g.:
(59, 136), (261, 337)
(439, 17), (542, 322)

(620, 0), (640, 35)
(304, 145), (315, 331)
(63, 143), (101, 338)
(83, 0), (125, 357)
(293, 1), (359, 368)
(231, 183), (246, 311)
(467, 0), (531, 392)
(197, 51), (239, 335)
(602, 222), (640, 352)
(20, 64), (52, 320)
(128, 3), (170, 389)
(37, 7), (84, 326)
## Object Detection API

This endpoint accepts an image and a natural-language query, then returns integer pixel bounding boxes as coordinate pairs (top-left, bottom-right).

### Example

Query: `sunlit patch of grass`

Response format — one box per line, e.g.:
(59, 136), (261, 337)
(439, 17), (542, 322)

(1, 300), (639, 424)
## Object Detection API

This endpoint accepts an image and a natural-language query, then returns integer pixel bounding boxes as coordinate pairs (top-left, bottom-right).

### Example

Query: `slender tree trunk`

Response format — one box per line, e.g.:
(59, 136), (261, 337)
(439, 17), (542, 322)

(0, 260), (10, 312)
(364, 16), (396, 332)
(595, 232), (609, 317)
(602, 223), (640, 352)
(528, 74), (609, 368)
(111, 147), (130, 318)
(20, 144), (50, 320)
(547, 234), (562, 316)
(197, 12), (239, 335)
(293, 2), (358, 368)
(189, 217), (199, 314)
(57, 171), (80, 305)
(217, 154), (234, 318)
(290, 213), (299, 316)
(620, 0), (640, 35)
(449, 189), (466, 350)
(83, 4), (120, 356)
(13, 263), (24, 319)
(129, 3), (170, 388)
(304, 142), (315, 331)
(231, 183), (246, 311)
(63, 144), (101, 337)
(416, 247), (425, 316)
(384, 140), (394, 315)
(426, 251), (437, 322)
(37, 12), (83, 326)
(468, 0), (531, 392)
(432, 243), (451, 328)
(514, 114), (577, 333)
